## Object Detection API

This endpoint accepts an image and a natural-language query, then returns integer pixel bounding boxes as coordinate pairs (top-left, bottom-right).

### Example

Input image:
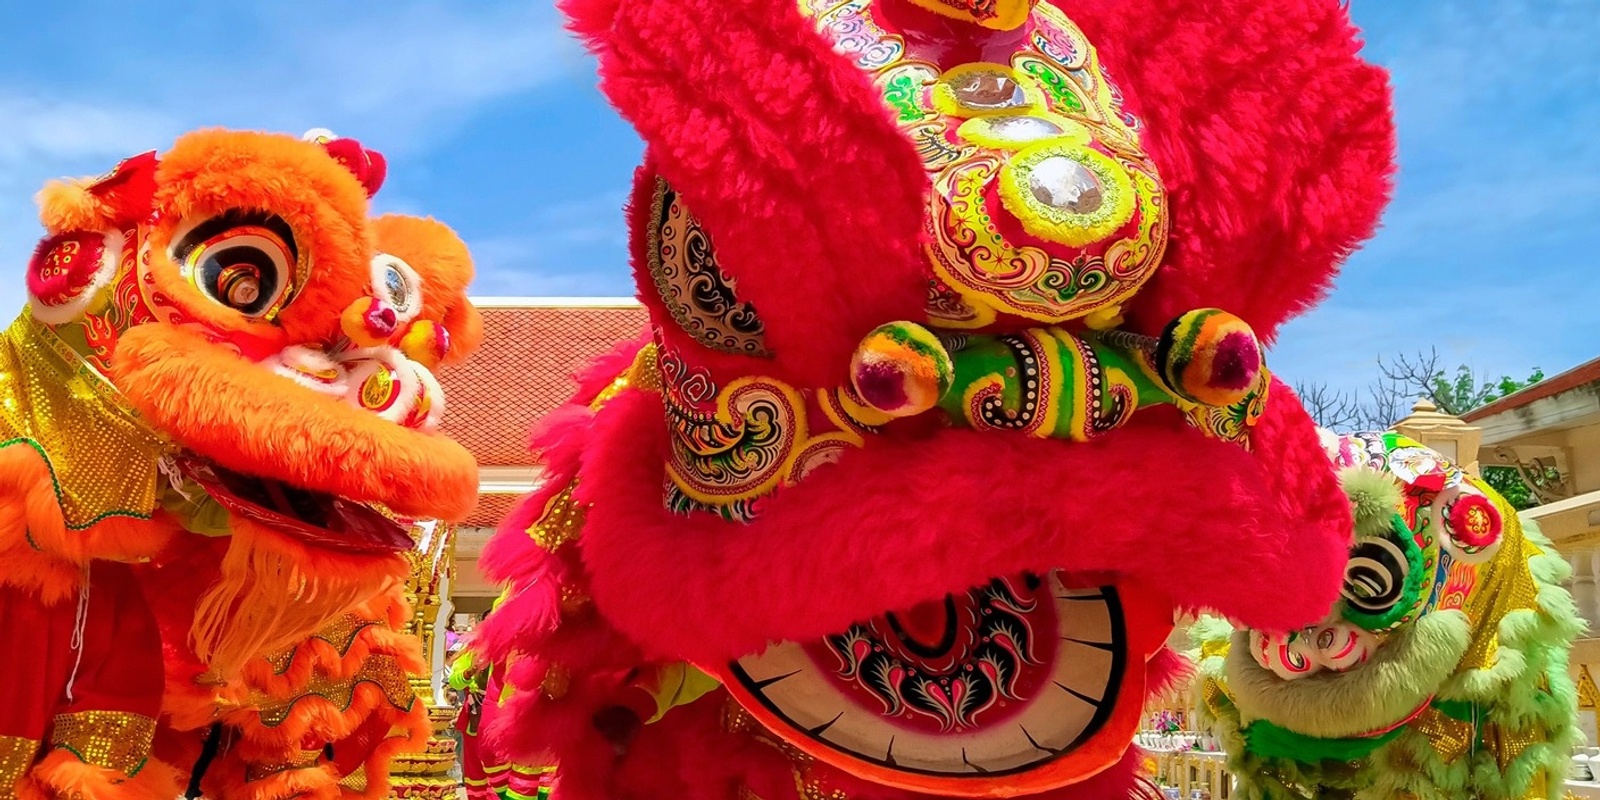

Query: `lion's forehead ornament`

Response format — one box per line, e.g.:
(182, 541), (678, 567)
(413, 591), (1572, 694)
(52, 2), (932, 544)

(646, 0), (1268, 526)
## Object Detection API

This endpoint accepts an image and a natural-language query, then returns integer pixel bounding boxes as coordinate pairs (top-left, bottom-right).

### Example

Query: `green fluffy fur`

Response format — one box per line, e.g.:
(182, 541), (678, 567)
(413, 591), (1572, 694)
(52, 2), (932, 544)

(1339, 466), (1404, 539)
(1197, 515), (1584, 800)
(1225, 611), (1469, 738)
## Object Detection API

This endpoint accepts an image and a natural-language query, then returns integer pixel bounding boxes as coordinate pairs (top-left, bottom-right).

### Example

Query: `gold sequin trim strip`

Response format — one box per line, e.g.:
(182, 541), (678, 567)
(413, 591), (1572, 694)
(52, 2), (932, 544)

(255, 654), (415, 728)
(50, 711), (156, 776)
(0, 735), (40, 794)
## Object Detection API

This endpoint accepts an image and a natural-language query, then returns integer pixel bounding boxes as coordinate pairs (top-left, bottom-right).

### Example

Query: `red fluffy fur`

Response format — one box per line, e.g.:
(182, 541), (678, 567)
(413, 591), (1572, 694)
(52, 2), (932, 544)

(1068, 0), (1397, 342)
(565, 0), (929, 388)
(482, 0), (1395, 796)
(574, 383), (1347, 666)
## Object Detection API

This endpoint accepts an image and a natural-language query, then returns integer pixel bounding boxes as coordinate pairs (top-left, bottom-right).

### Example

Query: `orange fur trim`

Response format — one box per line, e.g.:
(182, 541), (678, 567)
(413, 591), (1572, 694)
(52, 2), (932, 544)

(370, 214), (483, 365)
(200, 748), (341, 800)
(34, 181), (120, 236)
(160, 676), (226, 733)
(191, 520), (407, 680)
(334, 701), (429, 800)
(243, 620), (425, 699)
(0, 446), (171, 600)
(144, 129), (375, 346)
(17, 748), (184, 800)
(0, 446), (82, 602)
(225, 681), (421, 761)
(113, 324), (479, 520)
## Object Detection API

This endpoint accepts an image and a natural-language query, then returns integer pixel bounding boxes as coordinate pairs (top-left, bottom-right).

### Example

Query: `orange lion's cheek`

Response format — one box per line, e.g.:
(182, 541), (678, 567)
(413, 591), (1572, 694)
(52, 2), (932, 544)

(110, 324), (473, 519)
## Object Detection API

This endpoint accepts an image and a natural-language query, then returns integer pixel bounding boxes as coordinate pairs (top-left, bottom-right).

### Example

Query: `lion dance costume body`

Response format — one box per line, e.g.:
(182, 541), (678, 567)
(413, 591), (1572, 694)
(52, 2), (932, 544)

(1193, 432), (1582, 800)
(473, 0), (1398, 798)
(0, 128), (483, 799)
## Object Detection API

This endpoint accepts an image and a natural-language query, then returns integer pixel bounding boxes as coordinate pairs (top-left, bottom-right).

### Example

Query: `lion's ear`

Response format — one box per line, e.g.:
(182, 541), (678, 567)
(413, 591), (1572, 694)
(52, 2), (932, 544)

(1072, 0), (1396, 342)
(35, 150), (160, 235)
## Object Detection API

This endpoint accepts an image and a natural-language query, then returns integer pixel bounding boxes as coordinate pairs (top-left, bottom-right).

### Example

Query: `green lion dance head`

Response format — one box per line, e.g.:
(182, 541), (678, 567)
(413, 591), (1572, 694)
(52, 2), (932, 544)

(1193, 431), (1584, 800)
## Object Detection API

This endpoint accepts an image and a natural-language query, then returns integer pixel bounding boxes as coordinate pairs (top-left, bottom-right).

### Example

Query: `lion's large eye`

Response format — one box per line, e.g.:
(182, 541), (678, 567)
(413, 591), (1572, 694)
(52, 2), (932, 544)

(172, 212), (298, 318)
(371, 254), (422, 324)
(1340, 514), (1427, 632)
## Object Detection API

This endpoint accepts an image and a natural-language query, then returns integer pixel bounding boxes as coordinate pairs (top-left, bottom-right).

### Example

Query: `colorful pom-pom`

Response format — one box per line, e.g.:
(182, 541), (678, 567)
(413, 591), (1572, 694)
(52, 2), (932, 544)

(340, 296), (398, 348)
(1438, 488), (1503, 563)
(399, 319), (451, 369)
(848, 322), (954, 419)
(27, 230), (118, 324)
(1154, 308), (1263, 407)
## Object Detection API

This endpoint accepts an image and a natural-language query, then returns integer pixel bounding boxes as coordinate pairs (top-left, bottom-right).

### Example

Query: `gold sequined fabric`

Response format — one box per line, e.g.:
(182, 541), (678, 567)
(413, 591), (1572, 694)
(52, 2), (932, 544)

(1455, 497), (1541, 675)
(339, 764), (370, 793)
(1486, 722), (1542, 773)
(0, 313), (167, 529)
(620, 342), (661, 397)
(254, 654), (415, 727)
(1414, 707), (1475, 764)
(0, 735), (39, 794)
(528, 485), (584, 552)
(49, 710), (156, 775)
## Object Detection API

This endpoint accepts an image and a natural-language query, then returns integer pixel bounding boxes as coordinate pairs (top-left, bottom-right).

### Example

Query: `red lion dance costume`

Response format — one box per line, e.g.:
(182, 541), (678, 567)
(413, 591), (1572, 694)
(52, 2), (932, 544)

(476, 0), (1397, 797)
(0, 128), (482, 799)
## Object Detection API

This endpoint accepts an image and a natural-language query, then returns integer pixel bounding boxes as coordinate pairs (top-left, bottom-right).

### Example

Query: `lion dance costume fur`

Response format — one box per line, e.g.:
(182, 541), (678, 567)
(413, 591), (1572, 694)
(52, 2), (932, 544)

(1192, 432), (1582, 800)
(0, 127), (483, 799)
(473, 0), (1398, 798)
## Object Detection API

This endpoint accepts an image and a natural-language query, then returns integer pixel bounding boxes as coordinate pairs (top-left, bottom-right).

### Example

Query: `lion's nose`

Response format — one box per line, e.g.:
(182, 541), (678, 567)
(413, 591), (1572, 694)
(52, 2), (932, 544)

(340, 297), (399, 347)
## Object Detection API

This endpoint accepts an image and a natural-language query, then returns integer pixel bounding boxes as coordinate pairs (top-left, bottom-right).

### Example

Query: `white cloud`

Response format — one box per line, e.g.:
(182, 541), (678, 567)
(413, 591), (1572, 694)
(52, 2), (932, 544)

(206, 2), (585, 148)
(0, 95), (178, 165)
(0, 1), (586, 315)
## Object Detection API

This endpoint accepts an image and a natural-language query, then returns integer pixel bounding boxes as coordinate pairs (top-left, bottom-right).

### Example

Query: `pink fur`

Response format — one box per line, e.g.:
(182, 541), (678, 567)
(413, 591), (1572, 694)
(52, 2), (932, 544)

(481, 0), (1394, 796)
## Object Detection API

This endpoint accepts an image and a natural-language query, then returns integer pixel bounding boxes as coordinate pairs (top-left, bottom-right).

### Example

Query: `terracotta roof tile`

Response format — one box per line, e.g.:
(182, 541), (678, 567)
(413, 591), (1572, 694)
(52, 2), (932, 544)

(464, 493), (524, 529)
(437, 301), (648, 467)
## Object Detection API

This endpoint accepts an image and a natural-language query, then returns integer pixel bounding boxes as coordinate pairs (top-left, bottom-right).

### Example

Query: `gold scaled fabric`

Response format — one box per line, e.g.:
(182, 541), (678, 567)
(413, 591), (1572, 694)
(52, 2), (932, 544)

(0, 313), (166, 529)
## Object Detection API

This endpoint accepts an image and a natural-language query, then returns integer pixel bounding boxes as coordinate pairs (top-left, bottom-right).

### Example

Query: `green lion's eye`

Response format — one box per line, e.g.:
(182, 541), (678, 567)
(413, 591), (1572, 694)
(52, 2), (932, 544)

(1341, 513), (1428, 632)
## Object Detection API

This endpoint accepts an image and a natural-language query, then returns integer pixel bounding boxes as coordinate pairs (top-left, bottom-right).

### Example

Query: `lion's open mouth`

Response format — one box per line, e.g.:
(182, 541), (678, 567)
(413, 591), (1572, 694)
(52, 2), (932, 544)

(715, 570), (1162, 796)
(179, 456), (414, 554)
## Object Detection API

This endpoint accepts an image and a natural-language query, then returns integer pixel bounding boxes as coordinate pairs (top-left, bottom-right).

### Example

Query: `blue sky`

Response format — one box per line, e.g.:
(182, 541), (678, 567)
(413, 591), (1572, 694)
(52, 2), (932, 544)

(0, 0), (1594, 395)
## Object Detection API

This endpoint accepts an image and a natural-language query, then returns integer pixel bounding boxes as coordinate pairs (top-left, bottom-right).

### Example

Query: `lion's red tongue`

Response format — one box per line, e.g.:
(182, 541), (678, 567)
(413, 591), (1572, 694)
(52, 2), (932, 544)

(178, 456), (414, 554)
(712, 571), (1161, 797)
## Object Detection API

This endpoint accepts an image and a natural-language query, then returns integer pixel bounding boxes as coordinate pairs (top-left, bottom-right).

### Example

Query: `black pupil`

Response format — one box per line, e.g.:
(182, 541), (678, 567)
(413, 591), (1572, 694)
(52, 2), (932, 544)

(201, 247), (278, 313)
(174, 211), (296, 316)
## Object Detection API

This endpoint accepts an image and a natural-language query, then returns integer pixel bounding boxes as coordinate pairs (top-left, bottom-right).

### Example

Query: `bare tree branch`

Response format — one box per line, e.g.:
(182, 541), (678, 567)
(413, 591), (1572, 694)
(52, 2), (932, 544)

(1377, 347), (1450, 413)
(1294, 381), (1364, 431)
